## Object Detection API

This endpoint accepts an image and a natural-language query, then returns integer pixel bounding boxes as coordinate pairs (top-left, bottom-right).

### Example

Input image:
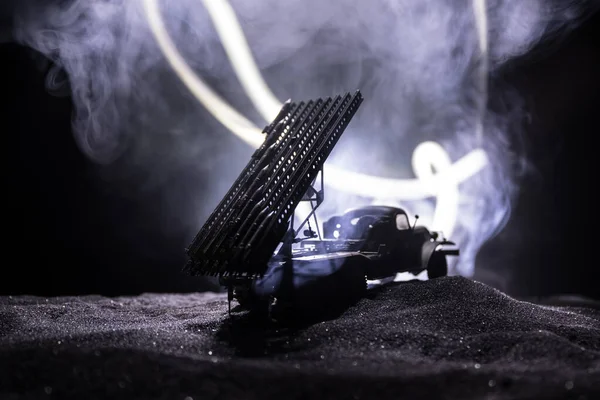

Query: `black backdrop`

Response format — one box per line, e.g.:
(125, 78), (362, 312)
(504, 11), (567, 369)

(1, 8), (599, 299)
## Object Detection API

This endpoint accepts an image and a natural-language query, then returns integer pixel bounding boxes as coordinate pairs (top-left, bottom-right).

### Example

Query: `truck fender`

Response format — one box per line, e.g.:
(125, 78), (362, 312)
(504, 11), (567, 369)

(421, 240), (442, 270)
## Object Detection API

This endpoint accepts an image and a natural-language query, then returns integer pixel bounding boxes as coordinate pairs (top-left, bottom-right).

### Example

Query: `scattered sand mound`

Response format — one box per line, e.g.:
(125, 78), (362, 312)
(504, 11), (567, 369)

(1, 277), (599, 399)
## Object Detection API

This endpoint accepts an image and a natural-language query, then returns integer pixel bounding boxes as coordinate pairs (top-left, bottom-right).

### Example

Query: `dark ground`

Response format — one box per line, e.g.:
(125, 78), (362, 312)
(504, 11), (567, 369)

(1, 277), (599, 400)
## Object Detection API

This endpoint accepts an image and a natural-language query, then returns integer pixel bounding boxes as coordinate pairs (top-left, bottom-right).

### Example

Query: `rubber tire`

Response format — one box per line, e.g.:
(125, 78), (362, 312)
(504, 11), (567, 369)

(427, 252), (448, 279)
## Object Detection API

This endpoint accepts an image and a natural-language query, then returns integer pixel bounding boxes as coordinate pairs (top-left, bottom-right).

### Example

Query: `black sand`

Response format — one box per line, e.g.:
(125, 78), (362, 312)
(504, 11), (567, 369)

(1, 276), (599, 399)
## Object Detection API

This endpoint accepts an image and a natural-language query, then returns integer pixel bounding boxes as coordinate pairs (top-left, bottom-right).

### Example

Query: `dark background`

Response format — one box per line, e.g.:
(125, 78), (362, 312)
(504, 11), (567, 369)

(1, 7), (599, 299)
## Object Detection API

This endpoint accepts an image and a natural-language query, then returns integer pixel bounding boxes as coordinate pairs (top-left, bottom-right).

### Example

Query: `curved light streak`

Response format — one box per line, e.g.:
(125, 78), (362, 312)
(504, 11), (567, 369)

(201, 0), (282, 121)
(326, 147), (488, 200)
(142, 0), (490, 241)
(473, 0), (489, 145)
(142, 0), (264, 148)
(412, 141), (460, 237)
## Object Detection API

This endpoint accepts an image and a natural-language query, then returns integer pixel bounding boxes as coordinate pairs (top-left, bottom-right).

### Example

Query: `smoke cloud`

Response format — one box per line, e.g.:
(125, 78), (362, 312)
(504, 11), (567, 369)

(9, 0), (597, 277)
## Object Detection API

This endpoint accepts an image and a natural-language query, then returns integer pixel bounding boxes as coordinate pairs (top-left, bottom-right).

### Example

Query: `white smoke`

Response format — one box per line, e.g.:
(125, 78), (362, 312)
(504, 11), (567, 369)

(10, 0), (596, 276)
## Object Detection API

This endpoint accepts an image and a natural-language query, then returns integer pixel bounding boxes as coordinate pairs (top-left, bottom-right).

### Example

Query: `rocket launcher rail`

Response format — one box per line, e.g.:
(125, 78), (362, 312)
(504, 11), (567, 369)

(184, 90), (363, 279)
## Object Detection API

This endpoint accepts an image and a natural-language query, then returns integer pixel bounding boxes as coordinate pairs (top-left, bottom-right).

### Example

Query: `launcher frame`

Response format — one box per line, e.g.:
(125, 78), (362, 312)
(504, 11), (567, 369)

(184, 91), (364, 286)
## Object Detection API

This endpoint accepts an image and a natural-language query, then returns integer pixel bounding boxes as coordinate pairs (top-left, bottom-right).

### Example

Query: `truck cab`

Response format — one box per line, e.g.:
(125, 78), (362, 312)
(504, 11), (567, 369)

(320, 205), (457, 279)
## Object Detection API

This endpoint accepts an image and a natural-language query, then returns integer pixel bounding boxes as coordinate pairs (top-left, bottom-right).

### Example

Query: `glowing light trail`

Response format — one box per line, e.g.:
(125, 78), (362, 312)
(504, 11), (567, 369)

(142, 0), (490, 241)
(412, 141), (460, 237)
(142, 0), (263, 148)
(473, 0), (489, 146)
(201, 0), (282, 121)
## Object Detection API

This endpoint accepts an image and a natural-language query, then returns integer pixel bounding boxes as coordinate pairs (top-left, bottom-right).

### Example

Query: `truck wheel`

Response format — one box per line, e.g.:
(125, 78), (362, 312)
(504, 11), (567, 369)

(427, 252), (448, 279)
